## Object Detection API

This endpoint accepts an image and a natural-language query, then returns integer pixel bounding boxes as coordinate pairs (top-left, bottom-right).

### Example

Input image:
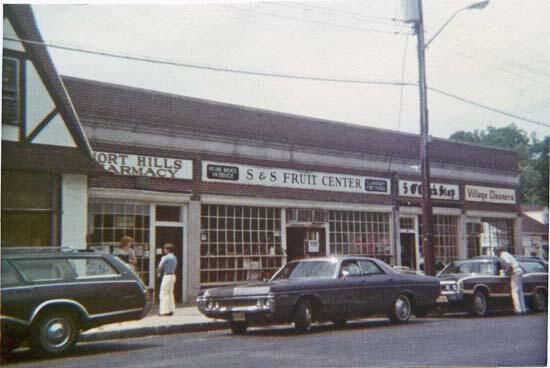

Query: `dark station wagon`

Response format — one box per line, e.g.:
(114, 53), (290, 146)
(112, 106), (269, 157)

(436, 256), (548, 316)
(197, 256), (440, 334)
(1, 248), (153, 355)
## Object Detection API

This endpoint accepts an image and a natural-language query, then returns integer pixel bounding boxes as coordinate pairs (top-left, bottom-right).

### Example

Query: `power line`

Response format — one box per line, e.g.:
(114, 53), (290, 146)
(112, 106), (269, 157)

(275, 2), (403, 28)
(424, 30), (550, 87)
(428, 86), (550, 129)
(7, 36), (550, 129)
(387, 34), (411, 173)
(218, 4), (411, 35)
(5, 36), (413, 87)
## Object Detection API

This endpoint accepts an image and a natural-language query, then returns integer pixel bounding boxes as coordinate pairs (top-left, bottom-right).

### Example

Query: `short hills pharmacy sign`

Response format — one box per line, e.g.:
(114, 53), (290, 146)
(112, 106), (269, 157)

(202, 161), (390, 195)
(94, 152), (193, 179)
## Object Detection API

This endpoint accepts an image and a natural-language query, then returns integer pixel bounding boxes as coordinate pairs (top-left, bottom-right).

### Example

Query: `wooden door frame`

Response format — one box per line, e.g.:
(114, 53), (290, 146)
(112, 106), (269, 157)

(150, 204), (188, 304)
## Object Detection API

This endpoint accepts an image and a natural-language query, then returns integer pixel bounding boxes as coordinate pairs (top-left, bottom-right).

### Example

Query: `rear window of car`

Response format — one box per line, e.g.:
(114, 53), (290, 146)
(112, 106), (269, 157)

(440, 261), (495, 275)
(520, 261), (547, 273)
(1, 260), (23, 288)
(12, 258), (76, 282)
(67, 258), (120, 279)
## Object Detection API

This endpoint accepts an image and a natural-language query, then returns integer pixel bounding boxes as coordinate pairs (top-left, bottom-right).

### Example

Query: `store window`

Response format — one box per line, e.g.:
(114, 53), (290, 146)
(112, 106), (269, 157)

(466, 222), (483, 258)
(480, 218), (514, 255)
(87, 201), (151, 284)
(2, 57), (20, 126)
(329, 211), (392, 264)
(419, 215), (459, 265)
(200, 205), (284, 287)
(1, 171), (60, 247)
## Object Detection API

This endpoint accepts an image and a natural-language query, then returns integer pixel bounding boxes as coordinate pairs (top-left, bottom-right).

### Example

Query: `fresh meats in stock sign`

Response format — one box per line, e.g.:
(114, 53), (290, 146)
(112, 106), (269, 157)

(202, 162), (390, 195)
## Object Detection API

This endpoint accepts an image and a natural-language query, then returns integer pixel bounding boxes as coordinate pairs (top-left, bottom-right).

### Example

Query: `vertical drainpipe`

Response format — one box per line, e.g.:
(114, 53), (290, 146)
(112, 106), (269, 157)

(391, 172), (401, 266)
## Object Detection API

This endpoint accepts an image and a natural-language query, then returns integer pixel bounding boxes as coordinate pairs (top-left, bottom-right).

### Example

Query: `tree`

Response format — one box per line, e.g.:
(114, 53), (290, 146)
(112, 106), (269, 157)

(449, 124), (548, 205)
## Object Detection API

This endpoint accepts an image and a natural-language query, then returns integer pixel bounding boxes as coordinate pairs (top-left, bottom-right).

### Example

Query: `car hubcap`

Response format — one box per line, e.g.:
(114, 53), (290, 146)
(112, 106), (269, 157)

(474, 294), (486, 314)
(43, 318), (71, 348)
(396, 296), (410, 320)
(304, 306), (312, 328)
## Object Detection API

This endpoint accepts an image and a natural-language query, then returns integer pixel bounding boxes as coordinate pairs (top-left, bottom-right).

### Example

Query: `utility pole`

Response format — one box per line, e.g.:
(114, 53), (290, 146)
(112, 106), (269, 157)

(401, 0), (489, 275)
(413, 0), (435, 276)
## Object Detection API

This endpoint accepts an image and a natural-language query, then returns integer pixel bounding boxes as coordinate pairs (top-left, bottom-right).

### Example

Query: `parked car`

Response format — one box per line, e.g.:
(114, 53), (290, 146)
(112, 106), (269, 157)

(197, 256), (440, 334)
(436, 256), (548, 316)
(1, 247), (153, 355)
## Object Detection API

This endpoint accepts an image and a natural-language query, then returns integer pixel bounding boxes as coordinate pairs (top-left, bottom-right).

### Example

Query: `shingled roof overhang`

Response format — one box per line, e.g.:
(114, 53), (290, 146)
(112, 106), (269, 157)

(62, 77), (519, 174)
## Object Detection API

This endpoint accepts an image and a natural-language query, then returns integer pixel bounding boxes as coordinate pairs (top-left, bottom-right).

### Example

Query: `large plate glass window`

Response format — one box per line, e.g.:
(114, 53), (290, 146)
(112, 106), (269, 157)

(87, 201), (151, 284)
(1, 171), (60, 247)
(480, 218), (514, 255)
(200, 205), (284, 287)
(2, 57), (20, 126)
(329, 211), (392, 264)
(418, 215), (459, 268)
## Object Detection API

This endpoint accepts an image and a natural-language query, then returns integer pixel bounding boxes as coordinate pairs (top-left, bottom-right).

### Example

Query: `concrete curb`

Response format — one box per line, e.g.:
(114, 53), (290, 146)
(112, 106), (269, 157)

(79, 321), (229, 342)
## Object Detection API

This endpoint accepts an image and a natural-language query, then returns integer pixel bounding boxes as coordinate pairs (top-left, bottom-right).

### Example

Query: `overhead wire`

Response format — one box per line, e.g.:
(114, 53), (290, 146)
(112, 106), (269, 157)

(387, 33), (412, 173)
(6, 35), (549, 129)
(218, 4), (412, 35)
(275, 2), (403, 28)
(4, 36), (414, 87)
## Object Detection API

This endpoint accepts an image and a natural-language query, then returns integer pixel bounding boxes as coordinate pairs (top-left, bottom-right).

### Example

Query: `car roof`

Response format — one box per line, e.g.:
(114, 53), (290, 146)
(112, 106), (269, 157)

(2, 247), (105, 259)
(287, 256), (379, 263)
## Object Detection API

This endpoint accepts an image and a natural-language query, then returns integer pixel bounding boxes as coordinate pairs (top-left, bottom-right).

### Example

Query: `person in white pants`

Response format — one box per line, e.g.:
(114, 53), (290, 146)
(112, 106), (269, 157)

(495, 247), (526, 315)
(158, 243), (178, 316)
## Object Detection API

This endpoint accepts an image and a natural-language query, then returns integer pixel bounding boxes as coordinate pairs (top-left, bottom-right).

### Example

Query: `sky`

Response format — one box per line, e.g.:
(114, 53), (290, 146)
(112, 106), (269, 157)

(21, 0), (550, 140)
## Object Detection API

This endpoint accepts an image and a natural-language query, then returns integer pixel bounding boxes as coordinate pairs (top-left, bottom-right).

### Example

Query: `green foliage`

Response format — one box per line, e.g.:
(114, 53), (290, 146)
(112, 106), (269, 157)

(449, 124), (548, 205)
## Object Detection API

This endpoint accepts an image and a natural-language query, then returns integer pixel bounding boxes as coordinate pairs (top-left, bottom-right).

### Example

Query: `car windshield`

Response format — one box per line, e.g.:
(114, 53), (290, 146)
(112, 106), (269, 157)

(439, 261), (495, 276)
(272, 260), (337, 280)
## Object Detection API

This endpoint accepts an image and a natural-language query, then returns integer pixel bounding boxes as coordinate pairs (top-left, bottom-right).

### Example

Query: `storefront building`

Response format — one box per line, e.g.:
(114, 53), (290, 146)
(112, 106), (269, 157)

(62, 76), (521, 304)
(2, 6), (95, 249)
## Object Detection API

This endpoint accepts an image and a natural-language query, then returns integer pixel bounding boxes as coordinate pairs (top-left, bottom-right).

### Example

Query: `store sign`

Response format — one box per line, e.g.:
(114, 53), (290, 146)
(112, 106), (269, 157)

(399, 180), (459, 200)
(308, 240), (320, 253)
(94, 151), (193, 179)
(465, 185), (516, 204)
(202, 161), (390, 195)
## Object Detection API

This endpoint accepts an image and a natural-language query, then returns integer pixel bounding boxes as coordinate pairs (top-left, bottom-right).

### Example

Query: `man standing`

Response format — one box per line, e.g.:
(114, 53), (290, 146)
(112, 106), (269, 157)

(494, 247), (527, 315)
(158, 243), (177, 316)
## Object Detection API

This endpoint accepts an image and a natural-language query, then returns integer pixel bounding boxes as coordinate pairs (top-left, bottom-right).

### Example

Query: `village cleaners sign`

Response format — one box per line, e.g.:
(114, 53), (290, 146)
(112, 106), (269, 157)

(94, 151), (193, 179)
(399, 180), (460, 201)
(202, 161), (390, 195)
(465, 185), (516, 204)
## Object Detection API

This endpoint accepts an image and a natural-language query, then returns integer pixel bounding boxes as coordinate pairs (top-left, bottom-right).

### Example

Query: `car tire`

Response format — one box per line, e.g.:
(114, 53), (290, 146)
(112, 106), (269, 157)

(229, 321), (248, 335)
(331, 319), (347, 329)
(470, 290), (489, 317)
(389, 294), (412, 323)
(294, 300), (313, 333)
(30, 310), (78, 356)
(531, 289), (547, 312)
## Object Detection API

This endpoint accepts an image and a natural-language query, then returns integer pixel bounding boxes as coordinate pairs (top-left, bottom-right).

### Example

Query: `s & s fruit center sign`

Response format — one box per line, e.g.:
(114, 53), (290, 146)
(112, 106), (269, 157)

(202, 161), (390, 195)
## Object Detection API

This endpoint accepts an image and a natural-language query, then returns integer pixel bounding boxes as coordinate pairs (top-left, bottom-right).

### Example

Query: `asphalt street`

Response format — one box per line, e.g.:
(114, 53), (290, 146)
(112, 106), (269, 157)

(2, 313), (547, 368)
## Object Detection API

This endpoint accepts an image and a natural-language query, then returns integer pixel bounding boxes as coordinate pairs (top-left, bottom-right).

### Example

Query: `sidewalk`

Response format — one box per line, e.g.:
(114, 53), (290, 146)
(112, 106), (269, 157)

(80, 305), (228, 342)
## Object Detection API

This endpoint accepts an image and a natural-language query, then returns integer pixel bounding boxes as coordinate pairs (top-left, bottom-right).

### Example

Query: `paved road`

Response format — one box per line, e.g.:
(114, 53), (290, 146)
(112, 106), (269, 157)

(2, 313), (547, 368)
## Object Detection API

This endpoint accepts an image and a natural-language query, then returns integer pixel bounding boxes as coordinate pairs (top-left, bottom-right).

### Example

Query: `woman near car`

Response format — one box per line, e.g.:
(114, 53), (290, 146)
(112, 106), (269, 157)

(114, 236), (138, 271)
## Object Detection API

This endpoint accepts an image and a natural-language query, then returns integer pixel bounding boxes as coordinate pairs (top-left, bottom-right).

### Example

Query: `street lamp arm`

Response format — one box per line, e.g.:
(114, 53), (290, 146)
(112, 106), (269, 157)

(424, 0), (489, 49)
(424, 8), (463, 49)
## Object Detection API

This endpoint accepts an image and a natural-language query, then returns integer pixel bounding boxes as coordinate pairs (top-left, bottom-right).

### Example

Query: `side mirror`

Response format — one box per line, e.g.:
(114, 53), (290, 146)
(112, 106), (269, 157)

(340, 270), (350, 280)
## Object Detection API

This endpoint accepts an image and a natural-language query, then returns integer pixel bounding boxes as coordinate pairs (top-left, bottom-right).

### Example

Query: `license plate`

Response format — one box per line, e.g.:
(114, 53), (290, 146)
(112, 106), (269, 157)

(232, 312), (246, 321)
(436, 295), (448, 303)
